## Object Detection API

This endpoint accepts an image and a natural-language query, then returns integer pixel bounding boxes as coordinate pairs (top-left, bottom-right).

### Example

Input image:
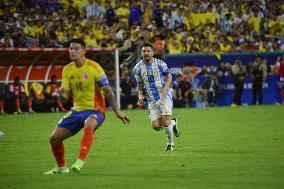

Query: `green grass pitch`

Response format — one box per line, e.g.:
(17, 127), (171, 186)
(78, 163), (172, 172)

(0, 105), (284, 189)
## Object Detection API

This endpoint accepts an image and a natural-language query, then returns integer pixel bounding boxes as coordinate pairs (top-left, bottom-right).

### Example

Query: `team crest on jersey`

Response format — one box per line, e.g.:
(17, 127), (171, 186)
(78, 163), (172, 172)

(83, 73), (89, 80)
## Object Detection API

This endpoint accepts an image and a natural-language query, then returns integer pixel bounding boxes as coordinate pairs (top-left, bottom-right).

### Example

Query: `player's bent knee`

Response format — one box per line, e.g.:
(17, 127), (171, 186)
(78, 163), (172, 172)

(151, 122), (160, 131)
(84, 117), (98, 129)
(152, 125), (160, 131)
(161, 117), (171, 127)
(49, 134), (62, 145)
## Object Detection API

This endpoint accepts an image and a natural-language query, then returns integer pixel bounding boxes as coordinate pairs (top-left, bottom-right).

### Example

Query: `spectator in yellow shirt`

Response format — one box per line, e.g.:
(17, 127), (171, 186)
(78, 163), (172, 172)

(23, 20), (37, 38)
(116, 2), (130, 24)
(248, 11), (262, 33)
(168, 39), (183, 54)
(85, 32), (98, 47)
(219, 39), (233, 52)
(142, 3), (152, 26)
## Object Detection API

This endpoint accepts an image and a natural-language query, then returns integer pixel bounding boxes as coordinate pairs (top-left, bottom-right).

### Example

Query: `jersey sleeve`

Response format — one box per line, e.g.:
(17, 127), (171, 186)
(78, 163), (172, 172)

(61, 66), (70, 91)
(134, 65), (142, 83)
(160, 61), (171, 77)
(94, 64), (110, 87)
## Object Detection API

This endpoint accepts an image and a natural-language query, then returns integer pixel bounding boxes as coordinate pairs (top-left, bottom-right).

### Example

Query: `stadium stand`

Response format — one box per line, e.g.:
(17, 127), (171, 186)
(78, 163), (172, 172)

(0, 0), (283, 52)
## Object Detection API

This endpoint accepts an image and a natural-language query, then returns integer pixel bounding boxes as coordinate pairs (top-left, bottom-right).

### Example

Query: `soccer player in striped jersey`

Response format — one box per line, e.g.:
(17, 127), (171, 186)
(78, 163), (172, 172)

(134, 42), (180, 151)
(44, 39), (130, 175)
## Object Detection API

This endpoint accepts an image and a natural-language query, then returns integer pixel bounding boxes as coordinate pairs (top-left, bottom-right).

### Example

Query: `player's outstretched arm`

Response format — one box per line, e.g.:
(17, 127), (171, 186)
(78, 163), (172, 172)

(102, 85), (130, 124)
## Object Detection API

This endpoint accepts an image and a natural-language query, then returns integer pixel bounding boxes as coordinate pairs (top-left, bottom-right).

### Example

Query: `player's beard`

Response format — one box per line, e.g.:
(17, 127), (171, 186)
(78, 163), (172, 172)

(69, 54), (78, 60)
(70, 54), (84, 62)
(143, 56), (151, 63)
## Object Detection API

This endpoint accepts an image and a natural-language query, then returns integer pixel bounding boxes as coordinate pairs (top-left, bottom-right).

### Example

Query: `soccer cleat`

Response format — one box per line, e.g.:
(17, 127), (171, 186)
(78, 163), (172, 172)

(165, 145), (174, 151)
(71, 159), (84, 174)
(0, 111), (7, 115)
(44, 167), (70, 175)
(29, 109), (36, 114)
(231, 103), (237, 107)
(172, 118), (180, 137)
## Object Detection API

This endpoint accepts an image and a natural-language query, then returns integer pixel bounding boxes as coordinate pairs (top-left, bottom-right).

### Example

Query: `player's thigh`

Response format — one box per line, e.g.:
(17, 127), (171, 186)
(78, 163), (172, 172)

(149, 106), (161, 122)
(57, 110), (84, 134)
(161, 115), (171, 126)
(84, 110), (105, 131)
(161, 96), (173, 116)
(50, 126), (73, 142)
(151, 118), (161, 130)
(84, 117), (97, 128)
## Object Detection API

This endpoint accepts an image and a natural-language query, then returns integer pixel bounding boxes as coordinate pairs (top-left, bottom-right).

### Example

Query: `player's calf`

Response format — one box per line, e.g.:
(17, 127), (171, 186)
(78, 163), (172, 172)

(172, 118), (180, 137)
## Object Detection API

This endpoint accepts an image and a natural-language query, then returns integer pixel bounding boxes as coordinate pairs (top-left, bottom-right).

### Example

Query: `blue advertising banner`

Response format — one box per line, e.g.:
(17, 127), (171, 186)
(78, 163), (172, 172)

(216, 75), (280, 105)
(165, 52), (282, 105)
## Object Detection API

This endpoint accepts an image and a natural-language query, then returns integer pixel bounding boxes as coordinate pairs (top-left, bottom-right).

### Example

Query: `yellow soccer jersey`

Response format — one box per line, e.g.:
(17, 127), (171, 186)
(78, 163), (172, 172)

(61, 58), (109, 112)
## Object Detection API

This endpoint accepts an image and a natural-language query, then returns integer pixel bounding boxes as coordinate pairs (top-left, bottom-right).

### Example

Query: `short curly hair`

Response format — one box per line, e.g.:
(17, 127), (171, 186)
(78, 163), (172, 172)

(68, 38), (86, 48)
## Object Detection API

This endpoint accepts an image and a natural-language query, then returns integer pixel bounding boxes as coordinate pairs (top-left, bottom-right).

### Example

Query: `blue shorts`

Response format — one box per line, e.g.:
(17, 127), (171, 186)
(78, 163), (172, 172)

(57, 109), (105, 134)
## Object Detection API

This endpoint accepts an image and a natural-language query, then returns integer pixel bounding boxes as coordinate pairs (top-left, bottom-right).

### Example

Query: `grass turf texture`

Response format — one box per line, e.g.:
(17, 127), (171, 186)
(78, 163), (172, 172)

(0, 105), (283, 189)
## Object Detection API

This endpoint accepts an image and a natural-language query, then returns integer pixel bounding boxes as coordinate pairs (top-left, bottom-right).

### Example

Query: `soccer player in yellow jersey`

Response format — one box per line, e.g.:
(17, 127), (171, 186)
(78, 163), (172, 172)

(44, 39), (130, 175)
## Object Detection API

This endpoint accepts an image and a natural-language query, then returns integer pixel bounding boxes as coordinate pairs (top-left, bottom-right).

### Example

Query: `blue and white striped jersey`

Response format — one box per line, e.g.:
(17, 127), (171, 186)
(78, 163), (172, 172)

(134, 58), (172, 104)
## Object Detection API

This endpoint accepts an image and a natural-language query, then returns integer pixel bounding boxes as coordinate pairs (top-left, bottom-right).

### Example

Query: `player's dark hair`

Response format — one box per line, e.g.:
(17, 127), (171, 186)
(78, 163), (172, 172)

(68, 38), (86, 48)
(142, 42), (154, 50)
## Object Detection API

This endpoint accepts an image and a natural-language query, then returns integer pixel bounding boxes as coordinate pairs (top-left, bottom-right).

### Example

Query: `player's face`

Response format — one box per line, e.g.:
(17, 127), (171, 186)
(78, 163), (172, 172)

(69, 43), (86, 61)
(141, 46), (154, 62)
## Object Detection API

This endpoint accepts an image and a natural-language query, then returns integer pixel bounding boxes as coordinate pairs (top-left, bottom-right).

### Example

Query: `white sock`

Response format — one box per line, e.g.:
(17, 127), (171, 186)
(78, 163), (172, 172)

(165, 122), (174, 146)
(171, 119), (176, 126)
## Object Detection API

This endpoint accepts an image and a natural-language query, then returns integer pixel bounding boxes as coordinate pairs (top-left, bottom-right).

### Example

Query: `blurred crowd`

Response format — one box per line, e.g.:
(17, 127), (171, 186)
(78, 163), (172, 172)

(0, 0), (283, 55)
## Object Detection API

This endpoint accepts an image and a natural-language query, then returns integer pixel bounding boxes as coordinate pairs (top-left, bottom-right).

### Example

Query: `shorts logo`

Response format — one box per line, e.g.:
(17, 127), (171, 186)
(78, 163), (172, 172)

(83, 73), (89, 80)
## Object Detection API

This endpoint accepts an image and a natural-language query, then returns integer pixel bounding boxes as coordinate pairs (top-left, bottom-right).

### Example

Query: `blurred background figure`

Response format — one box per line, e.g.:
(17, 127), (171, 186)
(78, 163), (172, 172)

(188, 73), (207, 107)
(250, 58), (267, 105)
(0, 83), (7, 114)
(29, 82), (45, 112)
(201, 72), (220, 107)
(153, 34), (165, 60)
(172, 74), (188, 108)
(231, 58), (246, 106)
(120, 74), (137, 110)
(0, 33), (14, 47)
(217, 62), (231, 78)
(274, 55), (284, 104)
(45, 75), (67, 112)
(8, 76), (34, 113)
